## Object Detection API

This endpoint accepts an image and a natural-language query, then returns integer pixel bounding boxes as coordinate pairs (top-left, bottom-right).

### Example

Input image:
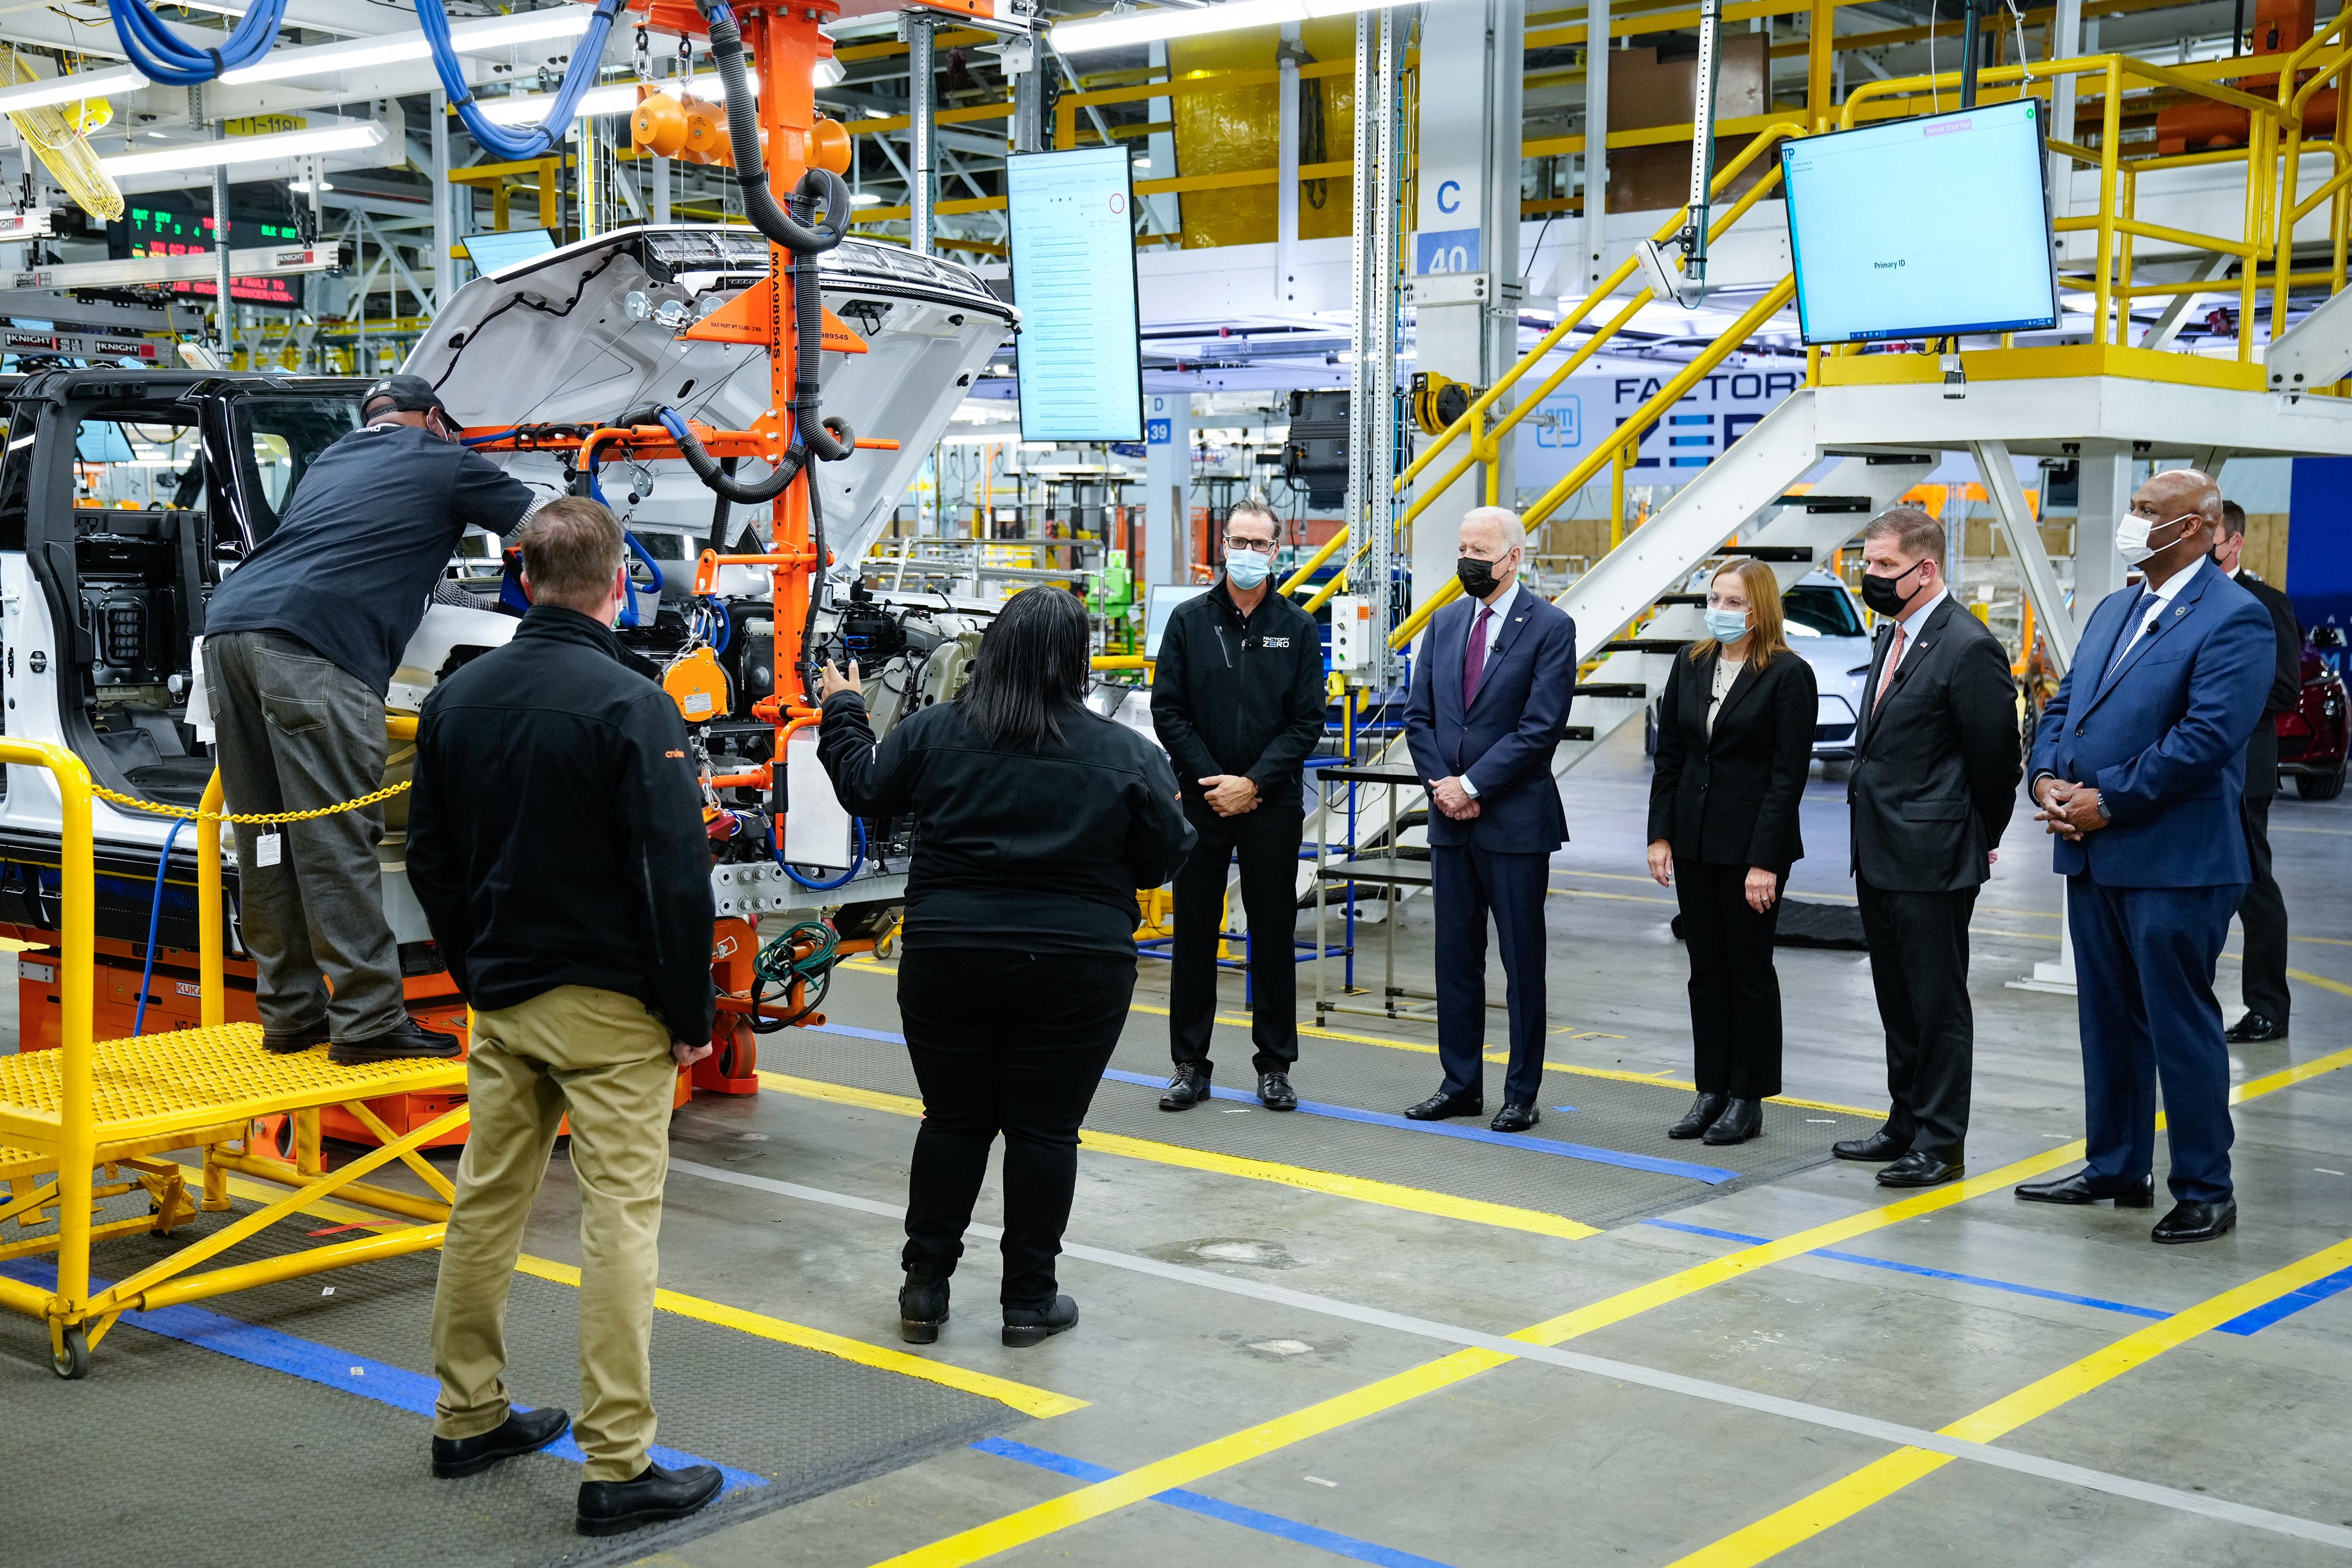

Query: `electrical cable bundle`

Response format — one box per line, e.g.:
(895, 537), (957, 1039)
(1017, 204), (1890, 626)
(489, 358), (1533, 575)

(418, 0), (627, 161)
(747, 918), (837, 1032)
(107, 0), (288, 83)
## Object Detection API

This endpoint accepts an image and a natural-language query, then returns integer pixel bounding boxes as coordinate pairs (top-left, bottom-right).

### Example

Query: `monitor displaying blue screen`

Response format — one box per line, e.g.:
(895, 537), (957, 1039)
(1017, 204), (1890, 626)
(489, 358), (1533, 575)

(1006, 147), (1144, 443)
(460, 228), (557, 275)
(1781, 99), (2058, 345)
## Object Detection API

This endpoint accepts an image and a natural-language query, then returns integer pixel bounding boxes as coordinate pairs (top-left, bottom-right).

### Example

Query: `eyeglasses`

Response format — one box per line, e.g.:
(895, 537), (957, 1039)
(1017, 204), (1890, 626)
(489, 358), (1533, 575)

(1224, 536), (1278, 555)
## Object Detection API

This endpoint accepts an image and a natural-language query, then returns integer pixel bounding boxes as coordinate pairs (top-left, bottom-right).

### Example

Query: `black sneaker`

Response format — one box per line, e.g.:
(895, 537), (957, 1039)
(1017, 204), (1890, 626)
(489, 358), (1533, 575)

(576, 1461), (724, 1537)
(432, 1406), (569, 1478)
(330, 1017), (462, 1066)
(261, 1023), (330, 1055)
(1159, 1063), (1212, 1110)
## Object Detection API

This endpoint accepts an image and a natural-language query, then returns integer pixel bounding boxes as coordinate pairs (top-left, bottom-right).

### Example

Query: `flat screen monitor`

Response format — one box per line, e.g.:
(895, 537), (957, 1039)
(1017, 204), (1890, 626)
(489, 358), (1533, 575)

(1144, 584), (1210, 659)
(460, 228), (557, 275)
(1006, 147), (1144, 443)
(1781, 99), (2058, 345)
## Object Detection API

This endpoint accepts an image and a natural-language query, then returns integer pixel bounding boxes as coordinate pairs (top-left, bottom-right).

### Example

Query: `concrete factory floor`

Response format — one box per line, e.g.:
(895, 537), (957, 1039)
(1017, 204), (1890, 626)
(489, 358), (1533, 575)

(11, 724), (2352, 1568)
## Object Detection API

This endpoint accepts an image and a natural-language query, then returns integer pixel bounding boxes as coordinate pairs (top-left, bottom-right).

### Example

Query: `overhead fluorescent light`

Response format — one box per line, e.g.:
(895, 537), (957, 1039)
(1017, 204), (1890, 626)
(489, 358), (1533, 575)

(102, 121), (387, 177)
(851, 191), (882, 206)
(220, 8), (595, 85)
(1053, 0), (1415, 54)
(475, 68), (763, 126)
(0, 64), (149, 115)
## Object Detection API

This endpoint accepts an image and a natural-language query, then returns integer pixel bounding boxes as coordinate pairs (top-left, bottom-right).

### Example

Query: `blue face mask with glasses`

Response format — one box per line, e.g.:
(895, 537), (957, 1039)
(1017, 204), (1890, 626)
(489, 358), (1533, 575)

(1704, 607), (1751, 644)
(1226, 551), (1272, 589)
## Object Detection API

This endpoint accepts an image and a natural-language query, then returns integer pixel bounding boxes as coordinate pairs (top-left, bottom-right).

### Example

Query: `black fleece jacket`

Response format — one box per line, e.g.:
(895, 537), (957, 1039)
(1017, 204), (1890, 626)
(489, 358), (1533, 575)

(1148, 576), (1327, 811)
(408, 606), (715, 1043)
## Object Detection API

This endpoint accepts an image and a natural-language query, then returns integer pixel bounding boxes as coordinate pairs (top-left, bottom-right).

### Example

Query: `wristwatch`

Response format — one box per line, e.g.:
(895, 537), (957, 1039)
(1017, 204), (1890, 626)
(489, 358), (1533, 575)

(2093, 794), (2111, 823)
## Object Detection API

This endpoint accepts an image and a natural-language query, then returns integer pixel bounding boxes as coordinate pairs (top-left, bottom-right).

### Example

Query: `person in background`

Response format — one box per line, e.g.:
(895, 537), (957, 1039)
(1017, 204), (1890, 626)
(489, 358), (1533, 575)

(1151, 498), (1327, 1113)
(2019, 468), (2272, 1243)
(819, 587), (1193, 1347)
(1645, 558), (1815, 1146)
(2213, 498), (2302, 1043)
(1401, 506), (1579, 1134)
(408, 498), (723, 1538)
(203, 373), (537, 1065)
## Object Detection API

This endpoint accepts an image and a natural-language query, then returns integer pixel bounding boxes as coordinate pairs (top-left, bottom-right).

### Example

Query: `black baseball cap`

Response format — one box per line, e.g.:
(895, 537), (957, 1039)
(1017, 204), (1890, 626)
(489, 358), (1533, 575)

(362, 374), (448, 420)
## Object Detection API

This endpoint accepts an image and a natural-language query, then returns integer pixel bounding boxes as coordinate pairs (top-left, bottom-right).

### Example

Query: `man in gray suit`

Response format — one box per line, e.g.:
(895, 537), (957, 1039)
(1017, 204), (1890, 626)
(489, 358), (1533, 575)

(1834, 505), (2022, 1188)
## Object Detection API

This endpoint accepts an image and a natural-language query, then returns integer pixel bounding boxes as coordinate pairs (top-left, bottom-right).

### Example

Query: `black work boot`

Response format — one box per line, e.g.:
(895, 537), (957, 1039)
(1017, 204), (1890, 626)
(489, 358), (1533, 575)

(1002, 1294), (1079, 1347)
(1159, 1063), (1212, 1110)
(331, 1017), (462, 1066)
(899, 1271), (950, 1345)
(261, 1021), (330, 1055)
(576, 1461), (724, 1537)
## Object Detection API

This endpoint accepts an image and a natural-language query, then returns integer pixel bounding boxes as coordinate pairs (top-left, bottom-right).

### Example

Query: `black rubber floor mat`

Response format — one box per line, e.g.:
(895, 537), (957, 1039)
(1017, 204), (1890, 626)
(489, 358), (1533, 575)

(2, 1198), (1020, 1568)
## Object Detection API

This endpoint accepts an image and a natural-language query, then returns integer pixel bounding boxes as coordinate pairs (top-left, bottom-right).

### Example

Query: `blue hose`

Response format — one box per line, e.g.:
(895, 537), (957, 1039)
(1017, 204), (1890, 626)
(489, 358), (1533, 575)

(419, 0), (627, 161)
(773, 815), (863, 891)
(108, 0), (289, 85)
(132, 819), (189, 1037)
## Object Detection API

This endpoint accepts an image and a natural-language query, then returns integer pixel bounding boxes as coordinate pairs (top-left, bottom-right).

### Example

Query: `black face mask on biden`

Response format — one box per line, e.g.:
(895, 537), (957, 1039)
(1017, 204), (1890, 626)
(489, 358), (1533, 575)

(1457, 555), (1505, 600)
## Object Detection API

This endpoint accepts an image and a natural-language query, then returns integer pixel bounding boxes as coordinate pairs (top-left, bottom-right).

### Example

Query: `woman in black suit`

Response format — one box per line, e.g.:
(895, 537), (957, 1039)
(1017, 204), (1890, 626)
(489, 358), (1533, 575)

(1645, 557), (1817, 1145)
(817, 588), (1194, 1347)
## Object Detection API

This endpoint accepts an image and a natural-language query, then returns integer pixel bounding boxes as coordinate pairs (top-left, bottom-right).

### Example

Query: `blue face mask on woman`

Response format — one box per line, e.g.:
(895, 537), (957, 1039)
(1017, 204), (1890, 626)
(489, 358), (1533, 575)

(1704, 607), (1751, 644)
(1226, 552), (1271, 589)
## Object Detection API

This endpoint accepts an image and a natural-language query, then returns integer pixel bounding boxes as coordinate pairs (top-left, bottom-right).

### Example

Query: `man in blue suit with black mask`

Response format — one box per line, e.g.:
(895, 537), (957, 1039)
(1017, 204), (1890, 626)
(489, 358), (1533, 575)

(2019, 467), (2272, 1243)
(1402, 507), (1579, 1133)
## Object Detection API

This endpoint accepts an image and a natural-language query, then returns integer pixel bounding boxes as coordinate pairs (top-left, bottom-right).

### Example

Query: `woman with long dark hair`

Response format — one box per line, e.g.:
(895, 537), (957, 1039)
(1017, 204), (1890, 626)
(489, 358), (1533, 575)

(817, 587), (1193, 1347)
(1645, 557), (1817, 1146)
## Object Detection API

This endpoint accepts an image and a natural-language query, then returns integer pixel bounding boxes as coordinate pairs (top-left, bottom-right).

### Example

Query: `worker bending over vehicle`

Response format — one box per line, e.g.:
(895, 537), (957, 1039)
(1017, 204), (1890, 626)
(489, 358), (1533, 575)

(202, 373), (537, 1063)
(408, 497), (723, 1537)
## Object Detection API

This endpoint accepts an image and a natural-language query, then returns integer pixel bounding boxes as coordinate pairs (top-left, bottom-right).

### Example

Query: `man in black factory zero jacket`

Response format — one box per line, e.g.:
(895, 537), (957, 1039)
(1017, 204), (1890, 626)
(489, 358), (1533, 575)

(406, 498), (726, 1537)
(1149, 500), (1330, 1112)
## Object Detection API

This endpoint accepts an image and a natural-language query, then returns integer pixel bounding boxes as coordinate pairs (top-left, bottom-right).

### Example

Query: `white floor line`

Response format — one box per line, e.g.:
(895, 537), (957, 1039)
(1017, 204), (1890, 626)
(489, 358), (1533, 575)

(667, 1155), (2352, 1554)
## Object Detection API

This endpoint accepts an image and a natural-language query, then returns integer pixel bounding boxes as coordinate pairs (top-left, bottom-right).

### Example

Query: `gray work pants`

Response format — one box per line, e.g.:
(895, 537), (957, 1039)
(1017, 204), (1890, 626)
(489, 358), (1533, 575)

(204, 630), (407, 1041)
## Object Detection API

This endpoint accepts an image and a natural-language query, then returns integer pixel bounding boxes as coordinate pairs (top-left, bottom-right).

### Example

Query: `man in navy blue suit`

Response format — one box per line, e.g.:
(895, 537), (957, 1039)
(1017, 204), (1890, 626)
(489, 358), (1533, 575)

(1402, 507), (1579, 1132)
(2019, 468), (2274, 1244)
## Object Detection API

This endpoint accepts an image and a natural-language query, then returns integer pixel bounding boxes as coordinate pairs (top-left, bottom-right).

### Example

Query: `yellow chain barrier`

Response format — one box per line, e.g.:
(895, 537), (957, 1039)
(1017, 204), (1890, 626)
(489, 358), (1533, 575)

(89, 780), (410, 824)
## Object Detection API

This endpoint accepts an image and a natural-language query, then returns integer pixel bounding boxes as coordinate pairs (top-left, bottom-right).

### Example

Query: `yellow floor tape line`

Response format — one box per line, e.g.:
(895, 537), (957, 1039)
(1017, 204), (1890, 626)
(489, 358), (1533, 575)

(864, 1040), (2352, 1568)
(757, 1069), (1600, 1242)
(1662, 1231), (2352, 1567)
(212, 1173), (1080, 1420)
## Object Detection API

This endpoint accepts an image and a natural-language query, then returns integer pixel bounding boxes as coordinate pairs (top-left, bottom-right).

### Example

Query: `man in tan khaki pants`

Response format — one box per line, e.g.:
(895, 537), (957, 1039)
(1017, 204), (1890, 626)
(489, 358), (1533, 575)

(406, 498), (723, 1538)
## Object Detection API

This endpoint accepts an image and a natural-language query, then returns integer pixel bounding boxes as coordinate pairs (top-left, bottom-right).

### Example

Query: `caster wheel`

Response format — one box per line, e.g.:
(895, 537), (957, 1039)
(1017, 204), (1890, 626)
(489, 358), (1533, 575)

(52, 1324), (89, 1380)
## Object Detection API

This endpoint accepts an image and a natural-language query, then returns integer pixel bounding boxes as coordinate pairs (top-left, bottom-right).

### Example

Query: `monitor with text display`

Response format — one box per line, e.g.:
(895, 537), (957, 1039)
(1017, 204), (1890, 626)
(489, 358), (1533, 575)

(1007, 147), (1144, 443)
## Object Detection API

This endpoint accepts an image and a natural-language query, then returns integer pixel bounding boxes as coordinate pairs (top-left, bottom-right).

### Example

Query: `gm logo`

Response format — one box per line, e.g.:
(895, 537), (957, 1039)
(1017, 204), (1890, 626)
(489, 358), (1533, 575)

(1534, 394), (1582, 448)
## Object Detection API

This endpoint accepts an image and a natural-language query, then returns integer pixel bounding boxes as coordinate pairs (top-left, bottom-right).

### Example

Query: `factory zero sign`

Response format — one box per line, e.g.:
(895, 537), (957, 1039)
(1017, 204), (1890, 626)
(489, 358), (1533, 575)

(1515, 367), (1806, 491)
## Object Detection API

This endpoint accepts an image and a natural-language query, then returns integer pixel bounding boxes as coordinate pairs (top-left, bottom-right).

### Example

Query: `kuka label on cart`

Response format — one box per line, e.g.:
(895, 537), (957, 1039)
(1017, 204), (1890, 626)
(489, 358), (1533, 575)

(255, 832), (282, 867)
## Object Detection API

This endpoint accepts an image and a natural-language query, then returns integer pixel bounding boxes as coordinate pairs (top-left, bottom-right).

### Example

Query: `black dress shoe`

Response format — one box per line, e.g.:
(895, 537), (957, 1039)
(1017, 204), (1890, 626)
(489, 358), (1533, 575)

(2014, 1169), (2155, 1207)
(1002, 1294), (1079, 1347)
(1490, 1103), (1540, 1133)
(261, 1022), (330, 1055)
(1257, 1071), (1298, 1111)
(899, 1271), (949, 1345)
(577, 1460), (724, 1536)
(1404, 1090), (1483, 1121)
(1832, 1129), (1911, 1162)
(1701, 1098), (1762, 1146)
(1160, 1064), (1212, 1111)
(1876, 1150), (1962, 1188)
(432, 1406), (569, 1478)
(2225, 1012), (2289, 1043)
(1668, 1092), (1727, 1139)
(2153, 1197), (2238, 1244)
(330, 1017), (462, 1065)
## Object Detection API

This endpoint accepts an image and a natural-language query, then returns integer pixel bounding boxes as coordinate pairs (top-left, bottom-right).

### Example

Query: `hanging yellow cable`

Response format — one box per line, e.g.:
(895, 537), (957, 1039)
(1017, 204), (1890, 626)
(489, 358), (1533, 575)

(2, 49), (125, 222)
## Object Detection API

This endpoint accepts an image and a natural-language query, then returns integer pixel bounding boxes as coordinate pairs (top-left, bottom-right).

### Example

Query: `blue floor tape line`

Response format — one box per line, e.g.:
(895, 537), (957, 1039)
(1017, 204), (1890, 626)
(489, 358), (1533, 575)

(2216, 1263), (2352, 1335)
(805, 1024), (1738, 1183)
(1639, 1221), (2175, 1322)
(0, 1261), (766, 1493)
(973, 1436), (1461, 1568)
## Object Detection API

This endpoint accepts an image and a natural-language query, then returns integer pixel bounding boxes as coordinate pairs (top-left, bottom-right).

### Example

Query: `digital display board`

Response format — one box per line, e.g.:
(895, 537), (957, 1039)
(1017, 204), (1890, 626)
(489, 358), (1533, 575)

(460, 228), (557, 275)
(1781, 98), (2058, 345)
(1006, 147), (1143, 443)
(107, 190), (308, 307)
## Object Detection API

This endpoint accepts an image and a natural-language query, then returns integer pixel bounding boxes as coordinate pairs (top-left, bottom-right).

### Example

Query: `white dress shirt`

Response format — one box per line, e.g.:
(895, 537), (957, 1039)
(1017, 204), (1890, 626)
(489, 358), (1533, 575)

(1457, 580), (1520, 797)
(1881, 585), (1949, 680)
(2107, 555), (2205, 675)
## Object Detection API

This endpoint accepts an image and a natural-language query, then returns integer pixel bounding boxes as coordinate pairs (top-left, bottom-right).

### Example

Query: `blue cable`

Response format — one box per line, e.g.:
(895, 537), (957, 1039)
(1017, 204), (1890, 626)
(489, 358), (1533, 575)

(132, 818), (189, 1037)
(773, 815), (863, 891)
(418, 0), (626, 161)
(108, 0), (289, 85)
(461, 428), (523, 447)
